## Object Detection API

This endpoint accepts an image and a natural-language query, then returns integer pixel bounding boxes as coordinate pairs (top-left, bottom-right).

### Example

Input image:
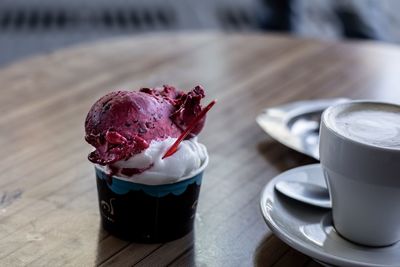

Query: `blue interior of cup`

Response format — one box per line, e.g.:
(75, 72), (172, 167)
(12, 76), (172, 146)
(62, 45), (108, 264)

(96, 168), (203, 197)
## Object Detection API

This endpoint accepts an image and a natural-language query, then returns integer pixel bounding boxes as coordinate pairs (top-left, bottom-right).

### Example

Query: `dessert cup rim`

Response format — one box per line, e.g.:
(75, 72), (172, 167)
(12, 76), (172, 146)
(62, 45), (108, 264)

(94, 153), (209, 185)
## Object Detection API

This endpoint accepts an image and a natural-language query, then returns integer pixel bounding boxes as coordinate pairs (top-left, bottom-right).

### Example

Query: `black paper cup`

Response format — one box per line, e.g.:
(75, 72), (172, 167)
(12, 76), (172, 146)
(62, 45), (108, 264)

(95, 157), (208, 243)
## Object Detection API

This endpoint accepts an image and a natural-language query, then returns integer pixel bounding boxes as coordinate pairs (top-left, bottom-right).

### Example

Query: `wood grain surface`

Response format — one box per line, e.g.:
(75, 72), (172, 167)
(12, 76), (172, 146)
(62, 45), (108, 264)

(1, 33), (400, 266)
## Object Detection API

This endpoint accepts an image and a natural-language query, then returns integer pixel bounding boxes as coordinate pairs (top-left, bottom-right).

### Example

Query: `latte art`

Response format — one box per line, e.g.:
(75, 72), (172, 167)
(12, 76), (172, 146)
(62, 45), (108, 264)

(325, 102), (400, 149)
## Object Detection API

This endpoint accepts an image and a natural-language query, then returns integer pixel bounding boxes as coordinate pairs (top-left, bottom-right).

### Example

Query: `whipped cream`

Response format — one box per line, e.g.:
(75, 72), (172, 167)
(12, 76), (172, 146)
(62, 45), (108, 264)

(98, 137), (208, 185)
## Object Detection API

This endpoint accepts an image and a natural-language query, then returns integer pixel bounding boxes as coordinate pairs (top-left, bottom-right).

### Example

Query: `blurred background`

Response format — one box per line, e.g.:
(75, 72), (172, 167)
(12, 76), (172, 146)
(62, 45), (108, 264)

(1, 0), (400, 66)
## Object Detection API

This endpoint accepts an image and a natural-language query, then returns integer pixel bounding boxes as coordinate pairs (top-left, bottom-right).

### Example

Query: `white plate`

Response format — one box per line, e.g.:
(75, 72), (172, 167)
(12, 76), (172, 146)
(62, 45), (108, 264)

(256, 98), (348, 160)
(260, 164), (400, 267)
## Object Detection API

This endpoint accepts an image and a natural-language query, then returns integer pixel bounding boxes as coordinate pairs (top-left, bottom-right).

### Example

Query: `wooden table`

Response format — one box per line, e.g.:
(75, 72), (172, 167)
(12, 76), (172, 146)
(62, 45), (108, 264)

(1, 33), (400, 266)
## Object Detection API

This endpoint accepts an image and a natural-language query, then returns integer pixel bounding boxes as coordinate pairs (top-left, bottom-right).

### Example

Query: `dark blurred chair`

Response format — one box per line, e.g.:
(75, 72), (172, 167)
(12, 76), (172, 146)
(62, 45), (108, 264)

(259, 0), (381, 40)
(0, 0), (397, 67)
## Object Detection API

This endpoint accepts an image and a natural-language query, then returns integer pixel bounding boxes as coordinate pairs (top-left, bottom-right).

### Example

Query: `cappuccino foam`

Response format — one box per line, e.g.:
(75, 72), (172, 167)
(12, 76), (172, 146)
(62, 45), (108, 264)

(325, 102), (400, 149)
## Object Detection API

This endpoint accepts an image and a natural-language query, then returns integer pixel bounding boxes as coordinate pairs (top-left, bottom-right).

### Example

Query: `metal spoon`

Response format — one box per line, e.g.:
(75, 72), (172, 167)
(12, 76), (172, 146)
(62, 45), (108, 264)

(275, 180), (331, 209)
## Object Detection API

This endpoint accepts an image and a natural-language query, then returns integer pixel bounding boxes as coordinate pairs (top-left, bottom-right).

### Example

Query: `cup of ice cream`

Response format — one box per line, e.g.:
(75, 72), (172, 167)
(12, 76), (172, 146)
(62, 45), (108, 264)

(84, 85), (211, 242)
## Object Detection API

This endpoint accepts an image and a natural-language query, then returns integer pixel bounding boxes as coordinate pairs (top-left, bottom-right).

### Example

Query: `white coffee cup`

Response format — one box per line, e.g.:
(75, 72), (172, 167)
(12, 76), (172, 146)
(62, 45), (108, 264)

(319, 100), (400, 246)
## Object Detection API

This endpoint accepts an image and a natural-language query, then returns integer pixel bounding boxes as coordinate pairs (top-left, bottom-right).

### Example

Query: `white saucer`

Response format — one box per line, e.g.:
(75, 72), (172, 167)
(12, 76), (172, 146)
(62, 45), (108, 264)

(260, 164), (400, 267)
(256, 98), (348, 160)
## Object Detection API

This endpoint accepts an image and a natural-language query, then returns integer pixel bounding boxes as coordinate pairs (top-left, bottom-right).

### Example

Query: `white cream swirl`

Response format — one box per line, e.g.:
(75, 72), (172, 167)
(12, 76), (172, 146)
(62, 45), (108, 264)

(98, 137), (208, 185)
